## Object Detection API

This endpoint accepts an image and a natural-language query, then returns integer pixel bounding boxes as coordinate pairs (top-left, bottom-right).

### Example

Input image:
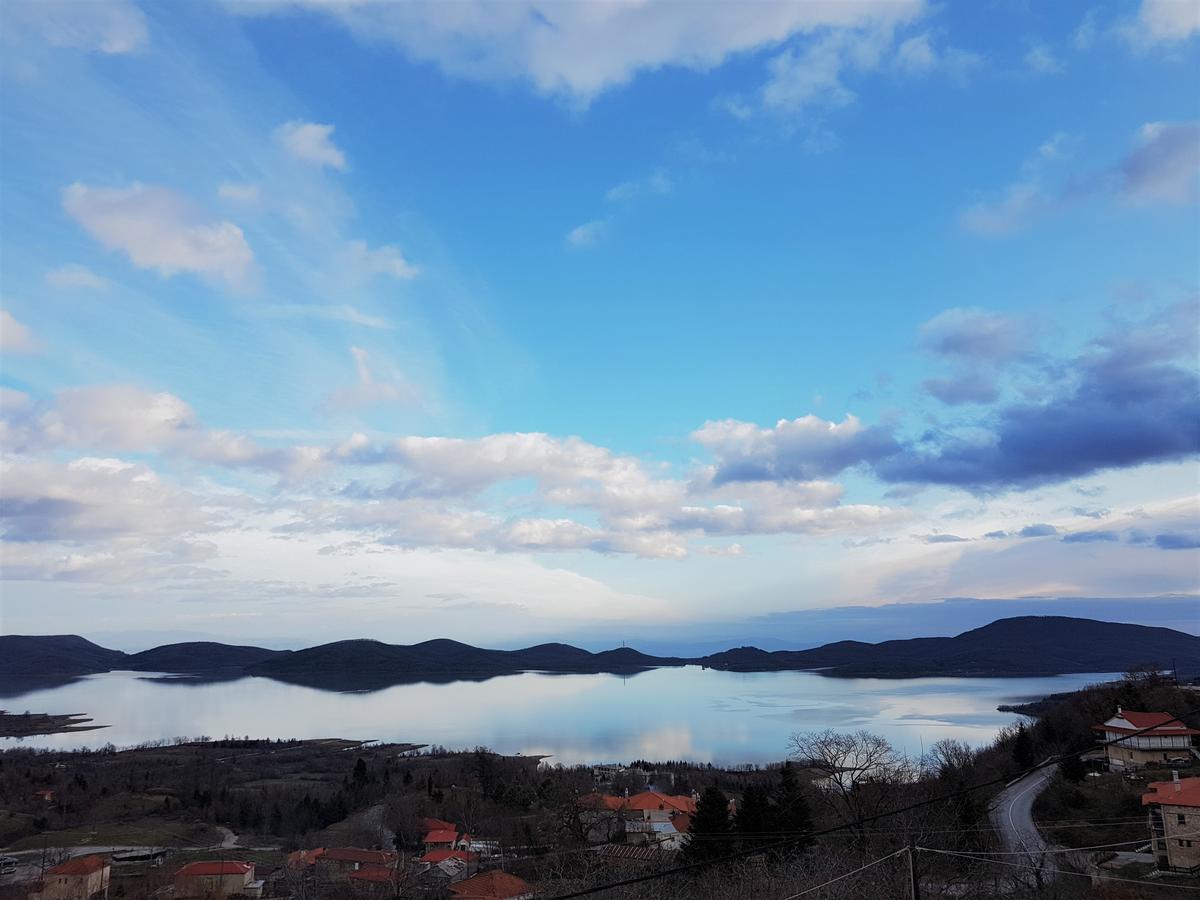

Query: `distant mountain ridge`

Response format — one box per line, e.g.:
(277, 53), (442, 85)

(700, 616), (1200, 677)
(3, 616), (1197, 683)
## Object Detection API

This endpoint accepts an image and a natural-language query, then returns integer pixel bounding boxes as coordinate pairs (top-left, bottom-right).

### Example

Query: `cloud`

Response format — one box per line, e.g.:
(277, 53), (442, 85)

(275, 120), (346, 170)
(922, 373), (999, 406)
(5, 0), (148, 55)
(1118, 121), (1200, 206)
(605, 171), (673, 203)
(566, 219), (609, 248)
(1062, 530), (1119, 543)
(1024, 43), (1063, 75)
(919, 308), (1031, 362)
(240, 1), (924, 106)
(45, 263), (110, 290)
(693, 414), (899, 484)
(894, 32), (982, 76)
(880, 301), (1200, 490)
(0, 310), (38, 354)
(1018, 523), (1058, 537)
(962, 121), (1199, 235)
(921, 533), (969, 543)
(217, 182), (261, 205)
(1121, 0), (1200, 47)
(62, 183), (255, 289)
(323, 347), (420, 413)
(344, 240), (419, 280)
(262, 304), (392, 330)
(1155, 532), (1200, 550)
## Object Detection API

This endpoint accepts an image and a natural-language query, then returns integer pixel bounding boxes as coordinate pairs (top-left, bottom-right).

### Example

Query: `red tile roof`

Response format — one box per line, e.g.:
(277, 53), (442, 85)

(421, 849), (478, 864)
(323, 848), (397, 866)
(1144, 778), (1200, 809)
(448, 870), (534, 899)
(287, 848), (325, 867)
(1094, 710), (1200, 736)
(424, 829), (459, 844)
(348, 865), (403, 883)
(421, 817), (457, 832)
(624, 791), (697, 814)
(48, 855), (108, 876)
(175, 861), (253, 878)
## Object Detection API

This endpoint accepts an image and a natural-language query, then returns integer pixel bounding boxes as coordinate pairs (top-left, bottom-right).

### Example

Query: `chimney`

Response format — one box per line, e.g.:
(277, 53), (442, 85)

(1117, 706), (1122, 716)
(1174, 770), (1181, 793)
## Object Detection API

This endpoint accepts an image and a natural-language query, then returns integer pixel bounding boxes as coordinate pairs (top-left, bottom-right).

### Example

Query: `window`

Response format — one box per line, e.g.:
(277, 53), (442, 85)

(1180, 840), (1193, 847)
(1179, 814), (1188, 825)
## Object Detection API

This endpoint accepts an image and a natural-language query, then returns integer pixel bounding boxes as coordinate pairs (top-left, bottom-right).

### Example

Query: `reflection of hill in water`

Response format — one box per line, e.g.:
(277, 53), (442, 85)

(0, 675), (85, 700)
(248, 667), (657, 694)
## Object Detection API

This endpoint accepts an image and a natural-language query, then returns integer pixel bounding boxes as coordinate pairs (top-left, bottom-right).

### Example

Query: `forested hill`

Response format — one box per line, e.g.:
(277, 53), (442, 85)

(3, 616), (1197, 681)
(698, 616), (1200, 677)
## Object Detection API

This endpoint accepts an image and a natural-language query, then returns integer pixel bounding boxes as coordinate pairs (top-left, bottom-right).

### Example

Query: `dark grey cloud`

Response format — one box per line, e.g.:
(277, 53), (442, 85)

(921, 533), (970, 543)
(922, 372), (1000, 406)
(878, 301), (1200, 490)
(1118, 121), (1200, 206)
(1155, 532), (1200, 551)
(1061, 530), (1119, 544)
(919, 308), (1032, 362)
(983, 530), (1009, 539)
(1018, 523), (1058, 537)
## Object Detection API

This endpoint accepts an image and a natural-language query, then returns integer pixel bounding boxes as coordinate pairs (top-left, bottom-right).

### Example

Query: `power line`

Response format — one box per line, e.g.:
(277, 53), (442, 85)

(918, 846), (1200, 892)
(778, 848), (906, 899)
(547, 701), (1200, 898)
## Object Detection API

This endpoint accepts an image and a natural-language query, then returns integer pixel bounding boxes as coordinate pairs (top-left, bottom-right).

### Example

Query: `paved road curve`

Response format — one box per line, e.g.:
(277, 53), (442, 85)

(990, 764), (1057, 857)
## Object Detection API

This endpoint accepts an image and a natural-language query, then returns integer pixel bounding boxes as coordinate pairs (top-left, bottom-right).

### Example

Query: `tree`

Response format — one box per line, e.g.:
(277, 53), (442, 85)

(772, 762), (812, 853)
(681, 786), (734, 864)
(733, 784), (772, 844)
(1059, 750), (1086, 784)
(1012, 723), (1035, 770)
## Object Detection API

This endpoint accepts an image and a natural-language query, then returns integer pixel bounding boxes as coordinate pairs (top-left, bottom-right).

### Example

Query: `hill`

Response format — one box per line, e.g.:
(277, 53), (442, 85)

(0, 635), (128, 676)
(247, 639), (683, 677)
(699, 616), (1200, 677)
(126, 642), (290, 672)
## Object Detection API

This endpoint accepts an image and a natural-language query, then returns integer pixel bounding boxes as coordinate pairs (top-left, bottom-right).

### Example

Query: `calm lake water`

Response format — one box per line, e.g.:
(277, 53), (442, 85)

(1, 668), (1115, 765)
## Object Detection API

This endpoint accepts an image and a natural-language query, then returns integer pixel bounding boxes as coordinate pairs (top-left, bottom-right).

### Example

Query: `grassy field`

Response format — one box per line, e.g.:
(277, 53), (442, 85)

(6, 819), (223, 851)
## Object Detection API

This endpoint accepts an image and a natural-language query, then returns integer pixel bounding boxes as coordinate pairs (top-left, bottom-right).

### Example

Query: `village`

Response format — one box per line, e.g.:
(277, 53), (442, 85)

(3, 675), (1200, 899)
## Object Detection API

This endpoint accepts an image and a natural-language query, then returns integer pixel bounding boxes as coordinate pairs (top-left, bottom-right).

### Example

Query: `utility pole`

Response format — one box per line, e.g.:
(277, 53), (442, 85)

(907, 841), (921, 900)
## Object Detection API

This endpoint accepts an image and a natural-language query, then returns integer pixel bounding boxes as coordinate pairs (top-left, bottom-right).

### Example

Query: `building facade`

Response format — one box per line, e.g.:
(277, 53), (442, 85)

(1144, 777), (1200, 873)
(1093, 708), (1199, 770)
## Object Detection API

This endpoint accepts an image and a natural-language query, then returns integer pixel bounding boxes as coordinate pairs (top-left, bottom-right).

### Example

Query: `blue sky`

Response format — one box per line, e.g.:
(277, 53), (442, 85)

(1, 0), (1198, 648)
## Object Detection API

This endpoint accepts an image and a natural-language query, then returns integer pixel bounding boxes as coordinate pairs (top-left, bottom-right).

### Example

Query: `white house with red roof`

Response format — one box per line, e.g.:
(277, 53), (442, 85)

(1093, 708), (1200, 770)
(26, 855), (110, 900)
(1143, 775), (1200, 873)
(173, 861), (260, 899)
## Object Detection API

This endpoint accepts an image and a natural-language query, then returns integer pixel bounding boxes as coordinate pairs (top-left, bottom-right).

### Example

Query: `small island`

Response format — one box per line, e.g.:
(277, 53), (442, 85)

(0, 710), (109, 738)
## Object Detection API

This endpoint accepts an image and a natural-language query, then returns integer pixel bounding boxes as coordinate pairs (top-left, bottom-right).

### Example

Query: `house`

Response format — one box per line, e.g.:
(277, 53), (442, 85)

(1093, 708), (1200, 770)
(420, 849), (479, 881)
(173, 861), (259, 899)
(423, 828), (462, 851)
(595, 843), (678, 869)
(1143, 775), (1200, 873)
(448, 870), (536, 899)
(35, 789), (55, 804)
(317, 848), (399, 877)
(420, 817), (457, 833)
(285, 847), (325, 868)
(27, 855), (110, 900)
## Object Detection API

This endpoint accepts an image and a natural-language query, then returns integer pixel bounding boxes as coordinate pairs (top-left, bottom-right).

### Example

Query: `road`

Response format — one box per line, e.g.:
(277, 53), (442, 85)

(990, 764), (1057, 858)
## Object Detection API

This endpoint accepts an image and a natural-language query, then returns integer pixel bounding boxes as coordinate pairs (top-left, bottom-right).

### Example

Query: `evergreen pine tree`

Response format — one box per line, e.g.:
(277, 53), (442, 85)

(771, 762), (813, 856)
(733, 784), (772, 846)
(681, 786), (734, 864)
(1013, 723), (1035, 770)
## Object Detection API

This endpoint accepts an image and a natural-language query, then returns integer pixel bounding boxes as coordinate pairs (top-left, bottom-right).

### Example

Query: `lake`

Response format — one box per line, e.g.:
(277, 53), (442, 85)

(1, 667), (1115, 765)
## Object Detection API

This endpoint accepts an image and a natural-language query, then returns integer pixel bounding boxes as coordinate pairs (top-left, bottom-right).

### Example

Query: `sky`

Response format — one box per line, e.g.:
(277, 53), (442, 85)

(1, 0), (1198, 650)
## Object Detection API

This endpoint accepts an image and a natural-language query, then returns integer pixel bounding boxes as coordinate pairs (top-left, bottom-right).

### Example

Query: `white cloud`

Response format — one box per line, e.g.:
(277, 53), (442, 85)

(240, 1), (924, 105)
(62, 183), (256, 289)
(5, 0), (148, 55)
(323, 346), (420, 413)
(0, 310), (39, 354)
(1024, 43), (1063, 75)
(605, 170), (673, 203)
(566, 219), (608, 247)
(959, 181), (1045, 235)
(275, 120), (347, 170)
(262, 304), (392, 330)
(45, 263), (110, 290)
(217, 182), (261, 205)
(894, 32), (982, 76)
(1123, 0), (1200, 47)
(344, 239), (419, 280)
